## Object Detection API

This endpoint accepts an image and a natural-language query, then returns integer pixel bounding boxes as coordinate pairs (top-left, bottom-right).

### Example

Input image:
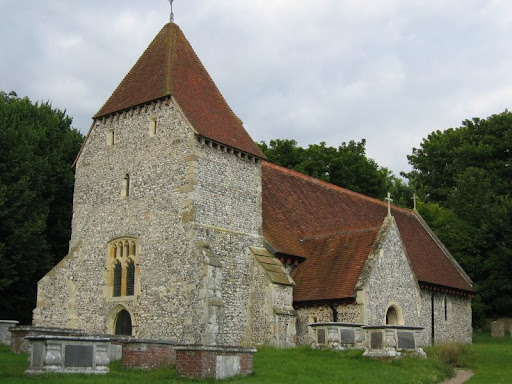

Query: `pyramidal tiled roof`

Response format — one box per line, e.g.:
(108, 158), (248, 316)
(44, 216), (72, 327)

(261, 162), (475, 303)
(94, 22), (264, 158)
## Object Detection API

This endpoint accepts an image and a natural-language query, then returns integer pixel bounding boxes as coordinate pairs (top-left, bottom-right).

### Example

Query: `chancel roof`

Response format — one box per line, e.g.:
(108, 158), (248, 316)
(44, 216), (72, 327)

(94, 22), (264, 158)
(261, 162), (475, 303)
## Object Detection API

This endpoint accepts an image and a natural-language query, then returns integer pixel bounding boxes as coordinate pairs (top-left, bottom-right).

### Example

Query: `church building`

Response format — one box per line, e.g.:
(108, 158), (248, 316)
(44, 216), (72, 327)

(33, 21), (475, 348)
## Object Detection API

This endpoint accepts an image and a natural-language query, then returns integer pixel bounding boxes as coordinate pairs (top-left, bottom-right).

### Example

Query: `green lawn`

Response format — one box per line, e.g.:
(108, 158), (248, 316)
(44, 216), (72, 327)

(467, 332), (512, 383)
(2, 334), (510, 384)
(0, 344), (452, 384)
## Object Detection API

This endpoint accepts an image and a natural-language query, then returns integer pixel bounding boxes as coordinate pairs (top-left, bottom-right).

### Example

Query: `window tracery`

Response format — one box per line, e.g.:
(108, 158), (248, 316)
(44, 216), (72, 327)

(107, 237), (140, 299)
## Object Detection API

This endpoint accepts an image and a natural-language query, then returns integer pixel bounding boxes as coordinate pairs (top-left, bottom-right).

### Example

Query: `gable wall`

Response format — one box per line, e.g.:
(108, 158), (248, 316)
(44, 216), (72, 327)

(358, 218), (422, 330)
(34, 100), (207, 341)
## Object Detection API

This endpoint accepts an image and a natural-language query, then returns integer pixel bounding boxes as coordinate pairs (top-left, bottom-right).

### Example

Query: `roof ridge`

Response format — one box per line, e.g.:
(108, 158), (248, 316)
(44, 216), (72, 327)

(94, 24), (172, 118)
(300, 226), (382, 241)
(262, 161), (413, 216)
(170, 23), (244, 126)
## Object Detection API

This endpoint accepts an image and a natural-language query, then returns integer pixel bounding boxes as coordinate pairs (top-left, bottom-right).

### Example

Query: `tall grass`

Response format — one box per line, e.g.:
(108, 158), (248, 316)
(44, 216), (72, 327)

(424, 342), (476, 369)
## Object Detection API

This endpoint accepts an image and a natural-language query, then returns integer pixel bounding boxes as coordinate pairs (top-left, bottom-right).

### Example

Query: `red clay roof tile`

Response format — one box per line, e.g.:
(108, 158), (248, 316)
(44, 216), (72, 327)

(261, 161), (474, 303)
(94, 23), (264, 158)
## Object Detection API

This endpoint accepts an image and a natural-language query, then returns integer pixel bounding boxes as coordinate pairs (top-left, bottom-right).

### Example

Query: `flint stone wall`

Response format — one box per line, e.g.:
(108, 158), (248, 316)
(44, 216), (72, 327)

(32, 98), (286, 346)
(359, 218), (422, 330)
(418, 290), (472, 344)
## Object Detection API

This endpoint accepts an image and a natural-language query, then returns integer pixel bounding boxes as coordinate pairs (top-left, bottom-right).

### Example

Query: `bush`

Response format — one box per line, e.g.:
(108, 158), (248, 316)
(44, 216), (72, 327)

(425, 342), (475, 368)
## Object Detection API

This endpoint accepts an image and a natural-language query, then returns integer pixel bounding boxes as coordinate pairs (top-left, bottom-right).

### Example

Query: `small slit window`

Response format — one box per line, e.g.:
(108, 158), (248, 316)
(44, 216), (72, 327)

(121, 174), (130, 198)
(107, 130), (115, 146)
(149, 118), (157, 137)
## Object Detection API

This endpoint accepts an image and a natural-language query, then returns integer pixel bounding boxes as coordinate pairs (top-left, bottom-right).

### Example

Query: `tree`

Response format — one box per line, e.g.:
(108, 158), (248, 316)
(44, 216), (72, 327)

(258, 139), (392, 199)
(405, 110), (512, 320)
(0, 91), (83, 323)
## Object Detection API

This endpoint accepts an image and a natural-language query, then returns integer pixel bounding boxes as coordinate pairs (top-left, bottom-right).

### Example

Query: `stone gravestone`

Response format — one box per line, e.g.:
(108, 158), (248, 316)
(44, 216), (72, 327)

(397, 331), (415, 349)
(491, 321), (505, 338)
(0, 320), (19, 345)
(370, 332), (383, 349)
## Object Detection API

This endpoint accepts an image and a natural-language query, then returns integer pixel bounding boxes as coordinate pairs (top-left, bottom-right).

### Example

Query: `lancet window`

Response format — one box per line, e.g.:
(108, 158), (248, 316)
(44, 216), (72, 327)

(107, 237), (140, 299)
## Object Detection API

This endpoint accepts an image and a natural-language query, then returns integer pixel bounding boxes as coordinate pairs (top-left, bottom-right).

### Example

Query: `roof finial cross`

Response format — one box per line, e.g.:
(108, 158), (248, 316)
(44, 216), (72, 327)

(169, 0), (174, 22)
(412, 193), (418, 211)
(385, 192), (393, 217)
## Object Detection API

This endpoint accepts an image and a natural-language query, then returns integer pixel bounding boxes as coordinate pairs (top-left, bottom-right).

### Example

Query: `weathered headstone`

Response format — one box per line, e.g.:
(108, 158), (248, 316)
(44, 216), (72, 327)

(0, 320), (18, 345)
(397, 331), (415, 349)
(317, 329), (326, 344)
(340, 329), (355, 344)
(26, 335), (110, 374)
(370, 332), (383, 349)
(491, 321), (505, 338)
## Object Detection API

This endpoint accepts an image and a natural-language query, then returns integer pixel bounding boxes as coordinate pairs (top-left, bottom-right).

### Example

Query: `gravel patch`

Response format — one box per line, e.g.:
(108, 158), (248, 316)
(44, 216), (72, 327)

(441, 369), (474, 384)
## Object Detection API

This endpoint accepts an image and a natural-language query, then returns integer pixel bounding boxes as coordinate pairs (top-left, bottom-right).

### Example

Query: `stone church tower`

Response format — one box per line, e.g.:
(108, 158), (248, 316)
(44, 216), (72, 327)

(33, 22), (296, 347)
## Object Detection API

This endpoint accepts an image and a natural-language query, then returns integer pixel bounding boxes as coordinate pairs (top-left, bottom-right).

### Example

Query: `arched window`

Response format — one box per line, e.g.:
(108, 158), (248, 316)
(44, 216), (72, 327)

(126, 260), (135, 296)
(107, 237), (140, 299)
(113, 261), (122, 297)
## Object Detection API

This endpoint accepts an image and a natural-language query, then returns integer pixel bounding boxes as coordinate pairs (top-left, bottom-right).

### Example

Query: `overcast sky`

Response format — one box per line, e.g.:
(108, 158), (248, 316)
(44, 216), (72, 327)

(1, 1), (512, 176)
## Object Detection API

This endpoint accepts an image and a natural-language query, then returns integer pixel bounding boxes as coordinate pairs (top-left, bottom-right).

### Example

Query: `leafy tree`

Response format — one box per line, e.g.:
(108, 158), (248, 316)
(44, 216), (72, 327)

(405, 110), (512, 320)
(258, 139), (392, 199)
(0, 91), (83, 324)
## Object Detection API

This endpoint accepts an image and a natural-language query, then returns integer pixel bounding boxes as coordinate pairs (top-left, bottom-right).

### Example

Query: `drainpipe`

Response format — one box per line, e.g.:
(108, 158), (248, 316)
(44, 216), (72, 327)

(330, 303), (338, 322)
(431, 291), (435, 344)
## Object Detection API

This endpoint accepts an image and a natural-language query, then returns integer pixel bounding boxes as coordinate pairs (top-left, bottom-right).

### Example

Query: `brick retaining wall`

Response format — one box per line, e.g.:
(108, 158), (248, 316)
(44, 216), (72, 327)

(176, 346), (255, 379)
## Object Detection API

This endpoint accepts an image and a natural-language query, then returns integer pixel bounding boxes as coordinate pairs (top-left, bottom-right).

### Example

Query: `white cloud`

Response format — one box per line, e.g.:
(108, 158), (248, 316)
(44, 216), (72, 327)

(1, 0), (512, 176)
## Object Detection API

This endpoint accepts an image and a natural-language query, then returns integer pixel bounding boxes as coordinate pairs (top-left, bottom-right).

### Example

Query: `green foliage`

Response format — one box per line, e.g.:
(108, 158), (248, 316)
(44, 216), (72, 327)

(258, 139), (393, 199)
(0, 91), (83, 324)
(405, 110), (512, 320)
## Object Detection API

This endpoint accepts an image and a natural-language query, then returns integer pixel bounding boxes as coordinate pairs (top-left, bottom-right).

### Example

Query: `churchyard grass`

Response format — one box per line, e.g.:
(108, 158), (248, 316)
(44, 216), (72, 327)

(468, 331), (512, 383)
(0, 344), (452, 384)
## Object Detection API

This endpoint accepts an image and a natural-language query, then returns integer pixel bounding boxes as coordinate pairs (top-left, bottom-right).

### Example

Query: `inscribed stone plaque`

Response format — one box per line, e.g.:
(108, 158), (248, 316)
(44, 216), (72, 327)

(216, 356), (241, 379)
(397, 331), (415, 349)
(32, 343), (43, 368)
(64, 345), (94, 368)
(340, 329), (355, 344)
(370, 332), (382, 349)
(317, 329), (326, 344)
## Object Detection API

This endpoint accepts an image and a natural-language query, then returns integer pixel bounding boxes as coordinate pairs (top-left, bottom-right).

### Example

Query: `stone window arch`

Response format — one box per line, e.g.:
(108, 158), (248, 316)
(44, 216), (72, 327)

(106, 237), (140, 299)
(385, 304), (404, 325)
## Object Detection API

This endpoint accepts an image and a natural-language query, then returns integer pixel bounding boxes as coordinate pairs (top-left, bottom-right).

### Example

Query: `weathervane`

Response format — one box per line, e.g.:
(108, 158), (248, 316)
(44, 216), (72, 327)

(169, 0), (174, 22)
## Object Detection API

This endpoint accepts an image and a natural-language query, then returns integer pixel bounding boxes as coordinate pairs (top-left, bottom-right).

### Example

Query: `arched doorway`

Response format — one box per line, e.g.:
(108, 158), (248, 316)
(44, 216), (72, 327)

(385, 306), (402, 325)
(115, 309), (133, 335)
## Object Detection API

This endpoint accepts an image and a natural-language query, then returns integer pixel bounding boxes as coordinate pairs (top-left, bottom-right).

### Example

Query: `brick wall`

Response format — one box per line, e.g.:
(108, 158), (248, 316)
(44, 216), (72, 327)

(175, 347), (255, 379)
(121, 342), (176, 369)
